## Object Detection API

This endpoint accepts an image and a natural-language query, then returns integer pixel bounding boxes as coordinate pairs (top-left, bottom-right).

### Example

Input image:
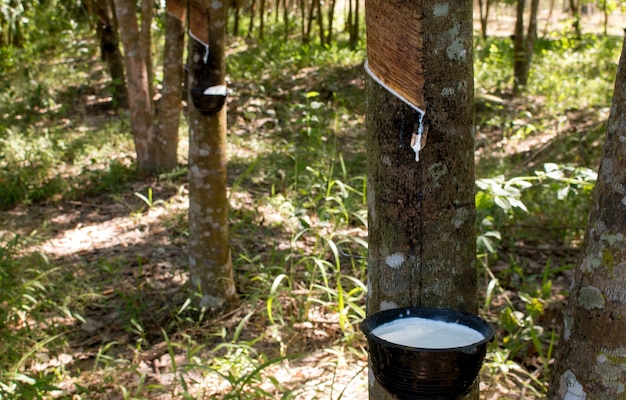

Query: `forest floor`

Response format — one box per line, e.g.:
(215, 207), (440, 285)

(0, 7), (619, 400)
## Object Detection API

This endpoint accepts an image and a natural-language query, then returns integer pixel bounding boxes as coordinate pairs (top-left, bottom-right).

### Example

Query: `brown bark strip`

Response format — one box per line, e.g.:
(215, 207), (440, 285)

(166, 0), (187, 20)
(189, 0), (210, 45)
(365, 0), (425, 111)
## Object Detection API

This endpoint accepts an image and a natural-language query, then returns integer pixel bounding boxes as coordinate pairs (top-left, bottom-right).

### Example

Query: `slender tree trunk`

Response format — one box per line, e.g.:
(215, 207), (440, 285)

(298, 0), (304, 39)
(155, 4), (185, 171)
(349, 0), (359, 49)
(315, 0), (324, 45)
(513, 0), (526, 94)
(326, 0), (336, 45)
(96, 0), (128, 108)
(523, 0), (539, 80)
(274, 0), (280, 25)
(548, 35), (626, 400)
(283, 0), (289, 41)
(233, 0), (241, 35)
(114, 0), (156, 173)
(305, 0), (315, 43)
(140, 0), (154, 98)
(187, 0), (237, 311)
(478, 0), (491, 39)
(259, 0), (266, 39)
(247, 0), (256, 38)
(513, 0), (539, 95)
(365, 0), (476, 398)
(569, 0), (581, 39)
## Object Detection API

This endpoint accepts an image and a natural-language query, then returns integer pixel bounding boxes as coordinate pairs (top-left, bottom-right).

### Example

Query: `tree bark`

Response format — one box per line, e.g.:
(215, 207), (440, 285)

(478, 0), (491, 39)
(140, 0), (154, 99)
(513, 0), (526, 94)
(304, 0), (314, 43)
(95, 0), (128, 108)
(283, 0), (289, 42)
(513, 0), (538, 95)
(187, 0), (237, 311)
(247, 0), (256, 38)
(114, 0), (156, 173)
(326, 0), (337, 45)
(114, 0), (184, 174)
(315, 0), (324, 46)
(548, 35), (626, 400)
(259, 0), (266, 39)
(154, 5), (185, 171)
(349, 0), (359, 49)
(365, 0), (476, 398)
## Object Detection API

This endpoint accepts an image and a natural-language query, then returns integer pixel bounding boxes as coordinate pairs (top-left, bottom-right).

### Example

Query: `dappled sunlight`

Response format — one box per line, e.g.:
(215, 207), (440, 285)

(42, 205), (175, 258)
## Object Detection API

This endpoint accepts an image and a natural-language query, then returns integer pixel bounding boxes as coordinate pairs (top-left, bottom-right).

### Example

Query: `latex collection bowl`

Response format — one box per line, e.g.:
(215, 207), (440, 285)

(361, 306), (495, 400)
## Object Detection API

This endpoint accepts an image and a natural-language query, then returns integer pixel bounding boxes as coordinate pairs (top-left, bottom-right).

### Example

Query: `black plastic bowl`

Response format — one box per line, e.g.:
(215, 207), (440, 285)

(361, 306), (495, 400)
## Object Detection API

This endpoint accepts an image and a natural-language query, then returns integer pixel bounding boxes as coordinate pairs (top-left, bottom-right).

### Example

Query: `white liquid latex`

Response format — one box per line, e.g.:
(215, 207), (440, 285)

(371, 317), (484, 349)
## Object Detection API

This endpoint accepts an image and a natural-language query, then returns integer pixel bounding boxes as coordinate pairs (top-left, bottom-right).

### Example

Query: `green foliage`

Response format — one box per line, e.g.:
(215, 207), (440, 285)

(476, 163), (597, 256)
(0, 235), (68, 399)
(475, 34), (621, 113)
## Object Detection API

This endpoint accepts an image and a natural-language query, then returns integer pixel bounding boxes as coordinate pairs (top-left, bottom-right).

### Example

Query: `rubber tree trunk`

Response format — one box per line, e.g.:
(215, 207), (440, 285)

(365, 0), (476, 398)
(154, 6), (185, 171)
(140, 0), (154, 100)
(187, 0), (237, 311)
(115, 0), (184, 174)
(114, 0), (156, 173)
(548, 35), (626, 400)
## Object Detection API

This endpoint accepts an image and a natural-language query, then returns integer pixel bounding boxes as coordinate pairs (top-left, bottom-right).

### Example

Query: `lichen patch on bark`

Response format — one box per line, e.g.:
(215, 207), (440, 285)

(380, 300), (398, 311)
(578, 286), (606, 309)
(385, 253), (405, 269)
(432, 3), (449, 16)
(557, 370), (586, 400)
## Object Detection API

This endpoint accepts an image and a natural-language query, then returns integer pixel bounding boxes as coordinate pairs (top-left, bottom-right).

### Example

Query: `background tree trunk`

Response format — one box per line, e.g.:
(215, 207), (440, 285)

(259, 0), (266, 39)
(247, 0), (256, 38)
(140, 0), (154, 99)
(365, 0), (476, 398)
(569, 0), (581, 39)
(513, 0), (526, 94)
(187, 0), (237, 311)
(114, 0), (156, 173)
(315, 0), (324, 45)
(348, 0), (359, 49)
(95, 0), (128, 108)
(326, 0), (336, 45)
(548, 35), (626, 400)
(478, 0), (491, 39)
(115, 0), (184, 174)
(513, 0), (539, 95)
(154, 4), (185, 171)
